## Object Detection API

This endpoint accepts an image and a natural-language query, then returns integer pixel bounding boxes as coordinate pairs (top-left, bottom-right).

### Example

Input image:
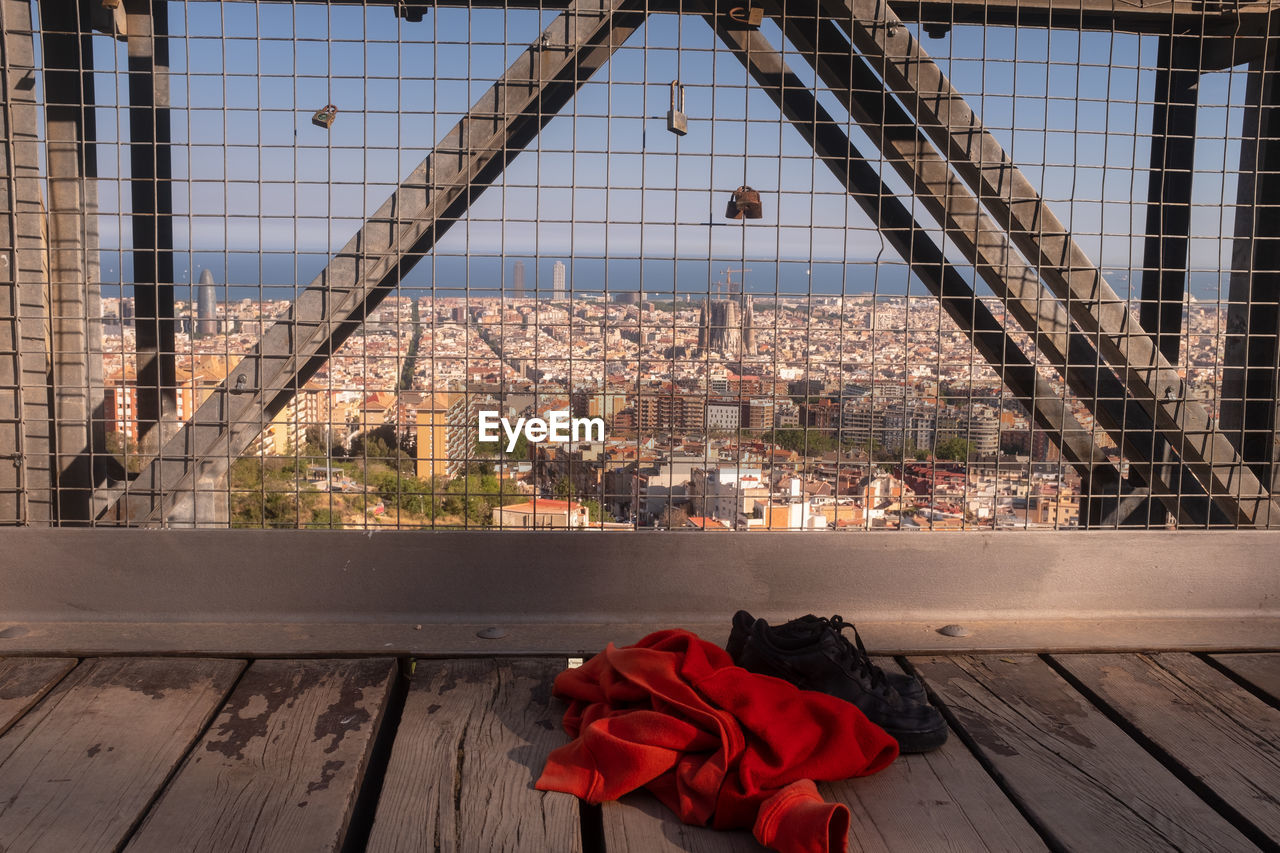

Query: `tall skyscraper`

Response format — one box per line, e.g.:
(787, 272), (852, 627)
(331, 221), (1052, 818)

(195, 268), (218, 338)
(512, 261), (525, 297)
(553, 260), (566, 301)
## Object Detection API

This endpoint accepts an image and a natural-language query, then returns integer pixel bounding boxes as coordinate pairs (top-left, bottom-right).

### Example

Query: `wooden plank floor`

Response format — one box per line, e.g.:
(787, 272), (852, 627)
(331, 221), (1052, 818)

(0, 652), (1275, 852)
(366, 658), (579, 853)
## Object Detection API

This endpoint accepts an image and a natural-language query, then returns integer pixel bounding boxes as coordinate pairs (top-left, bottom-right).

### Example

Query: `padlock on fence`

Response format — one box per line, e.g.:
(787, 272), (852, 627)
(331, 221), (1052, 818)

(667, 81), (688, 137)
(312, 104), (338, 129)
(725, 186), (763, 220)
(728, 5), (764, 27)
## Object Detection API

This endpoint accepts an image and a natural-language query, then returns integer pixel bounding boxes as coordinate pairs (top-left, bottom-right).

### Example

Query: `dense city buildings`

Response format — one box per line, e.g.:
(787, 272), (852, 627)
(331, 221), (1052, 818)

(99, 278), (1230, 530)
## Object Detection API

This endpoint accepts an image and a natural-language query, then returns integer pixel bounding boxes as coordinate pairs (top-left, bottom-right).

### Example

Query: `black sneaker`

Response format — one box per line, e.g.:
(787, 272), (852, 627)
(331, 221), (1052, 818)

(732, 607), (921, 701)
(729, 612), (928, 705)
(728, 610), (948, 753)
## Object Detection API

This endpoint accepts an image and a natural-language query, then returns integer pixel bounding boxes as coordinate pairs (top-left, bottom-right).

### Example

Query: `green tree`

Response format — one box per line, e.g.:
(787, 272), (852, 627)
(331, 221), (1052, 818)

(474, 430), (528, 461)
(935, 436), (972, 461)
(656, 505), (689, 529)
(765, 428), (836, 456)
(105, 431), (143, 474)
(581, 498), (604, 523)
(364, 436), (394, 461)
(443, 469), (520, 526)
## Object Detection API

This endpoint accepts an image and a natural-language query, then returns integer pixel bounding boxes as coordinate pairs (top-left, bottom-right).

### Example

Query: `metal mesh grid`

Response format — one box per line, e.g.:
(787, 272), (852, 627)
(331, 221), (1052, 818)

(3, 0), (1278, 530)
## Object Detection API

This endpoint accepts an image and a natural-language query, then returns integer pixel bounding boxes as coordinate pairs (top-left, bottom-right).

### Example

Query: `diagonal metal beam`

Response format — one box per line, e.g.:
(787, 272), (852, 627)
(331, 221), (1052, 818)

(101, 0), (646, 525)
(705, 13), (1121, 495)
(815, 0), (1280, 526)
(769, 1), (1212, 524)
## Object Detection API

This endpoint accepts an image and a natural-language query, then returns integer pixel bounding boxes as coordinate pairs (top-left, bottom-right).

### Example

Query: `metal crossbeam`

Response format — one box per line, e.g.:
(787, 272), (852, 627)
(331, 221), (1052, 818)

(770, 1), (1211, 523)
(1223, 53), (1280, 493)
(100, 0), (647, 524)
(816, 0), (1280, 526)
(40, 0), (105, 524)
(706, 15), (1121, 495)
(227, 0), (1279, 38)
(1141, 36), (1200, 366)
(125, 0), (177, 449)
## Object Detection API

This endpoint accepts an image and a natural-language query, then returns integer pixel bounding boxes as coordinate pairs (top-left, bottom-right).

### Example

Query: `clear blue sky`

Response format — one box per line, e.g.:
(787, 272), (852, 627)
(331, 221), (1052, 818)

(74, 1), (1250, 293)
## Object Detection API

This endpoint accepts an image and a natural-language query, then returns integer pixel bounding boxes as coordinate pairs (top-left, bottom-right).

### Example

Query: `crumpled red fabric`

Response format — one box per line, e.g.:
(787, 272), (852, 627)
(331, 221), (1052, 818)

(535, 629), (898, 853)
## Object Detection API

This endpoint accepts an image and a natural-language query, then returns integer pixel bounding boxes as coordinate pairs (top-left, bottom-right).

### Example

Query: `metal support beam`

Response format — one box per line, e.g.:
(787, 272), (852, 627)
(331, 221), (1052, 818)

(771, 2), (1212, 524)
(1141, 36), (1199, 365)
(100, 0), (647, 525)
(0, 0), (51, 524)
(125, 0), (176, 450)
(1136, 35), (1201, 522)
(707, 14), (1119, 493)
(39, 0), (103, 524)
(217, 0), (1278, 37)
(818, 0), (1279, 526)
(1223, 50), (1280, 494)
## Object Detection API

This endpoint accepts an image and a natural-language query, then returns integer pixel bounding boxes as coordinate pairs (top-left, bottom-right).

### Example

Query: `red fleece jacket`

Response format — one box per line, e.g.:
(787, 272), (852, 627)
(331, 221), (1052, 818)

(535, 629), (898, 853)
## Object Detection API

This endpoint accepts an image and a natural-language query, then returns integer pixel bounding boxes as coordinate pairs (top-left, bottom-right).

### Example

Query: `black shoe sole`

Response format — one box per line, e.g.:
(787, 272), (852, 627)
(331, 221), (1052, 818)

(888, 723), (949, 754)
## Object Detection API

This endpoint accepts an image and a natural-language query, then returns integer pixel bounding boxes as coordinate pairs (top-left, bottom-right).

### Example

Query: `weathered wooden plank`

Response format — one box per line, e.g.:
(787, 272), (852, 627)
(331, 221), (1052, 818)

(126, 657), (395, 853)
(367, 658), (580, 853)
(911, 655), (1254, 851)
(1211, 653), (1280, 705)
(0, 657), (244, 853)
(597, 657), (1045, 853)
(818, 659), (1048, 852)
(1055, 653), (1280, 842)
(0, 657), (76, 736)
(601, 790), (761, 852)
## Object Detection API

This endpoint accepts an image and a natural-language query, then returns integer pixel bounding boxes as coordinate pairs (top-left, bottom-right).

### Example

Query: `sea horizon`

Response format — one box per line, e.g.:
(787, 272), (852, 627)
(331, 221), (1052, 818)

(98, 251), (1237, 305)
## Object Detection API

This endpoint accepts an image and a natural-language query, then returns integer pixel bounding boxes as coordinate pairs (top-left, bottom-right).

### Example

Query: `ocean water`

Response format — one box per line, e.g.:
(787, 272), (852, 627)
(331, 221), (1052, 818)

(100, 250), (1232, 305)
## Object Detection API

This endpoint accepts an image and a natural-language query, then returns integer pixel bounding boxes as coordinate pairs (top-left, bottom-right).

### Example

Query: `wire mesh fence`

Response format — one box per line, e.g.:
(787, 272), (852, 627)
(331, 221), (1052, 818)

(3, 0), (1278, 530)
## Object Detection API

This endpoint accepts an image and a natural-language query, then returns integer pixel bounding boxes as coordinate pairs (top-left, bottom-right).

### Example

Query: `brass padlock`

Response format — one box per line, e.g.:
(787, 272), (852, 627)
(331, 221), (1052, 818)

(666, 81), (688, 137)
(728, 5), (764, 27)
(725, 186), (763, 220)
(311, 104), (338, 129)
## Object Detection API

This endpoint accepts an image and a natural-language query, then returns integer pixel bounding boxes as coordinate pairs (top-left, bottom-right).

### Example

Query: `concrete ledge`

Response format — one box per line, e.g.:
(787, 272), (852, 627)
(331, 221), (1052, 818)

(4, 529), (1278, 612)
(0, 617), (1275, 657)
(2, 530), (1277, 654)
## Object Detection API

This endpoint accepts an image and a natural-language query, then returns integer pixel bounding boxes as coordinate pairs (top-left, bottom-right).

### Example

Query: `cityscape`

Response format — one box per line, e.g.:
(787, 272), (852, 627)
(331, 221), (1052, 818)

(99, 265), (1230, 531)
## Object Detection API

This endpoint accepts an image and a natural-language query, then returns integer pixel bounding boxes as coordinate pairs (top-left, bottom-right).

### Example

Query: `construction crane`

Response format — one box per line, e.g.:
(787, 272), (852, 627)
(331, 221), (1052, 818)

(716, 267), (752, 298)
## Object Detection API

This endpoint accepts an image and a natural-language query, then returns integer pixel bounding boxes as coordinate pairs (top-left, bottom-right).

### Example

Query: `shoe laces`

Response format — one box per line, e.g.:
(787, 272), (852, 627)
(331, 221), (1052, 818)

(821, 615), (890, 691)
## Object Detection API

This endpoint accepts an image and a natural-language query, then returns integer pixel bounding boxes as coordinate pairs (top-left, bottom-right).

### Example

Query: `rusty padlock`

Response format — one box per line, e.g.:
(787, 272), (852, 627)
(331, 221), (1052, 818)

(728, 5), (764, 27)
(725, 186), (763, 220)
(667, 81), (688, 137)
(311, 104), (338, 129)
